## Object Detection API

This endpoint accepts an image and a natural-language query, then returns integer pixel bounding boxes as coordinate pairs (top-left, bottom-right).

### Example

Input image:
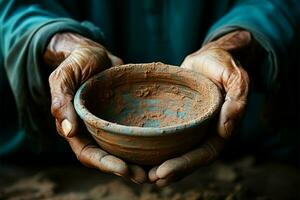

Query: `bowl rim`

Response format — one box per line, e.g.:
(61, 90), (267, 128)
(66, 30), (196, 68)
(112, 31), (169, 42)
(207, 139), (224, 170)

(74, 63), (223, 137)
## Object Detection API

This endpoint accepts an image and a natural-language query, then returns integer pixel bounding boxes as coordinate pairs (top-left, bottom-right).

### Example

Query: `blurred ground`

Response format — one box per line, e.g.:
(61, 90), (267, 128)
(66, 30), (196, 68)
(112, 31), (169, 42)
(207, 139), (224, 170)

(0, 156), (299, 200)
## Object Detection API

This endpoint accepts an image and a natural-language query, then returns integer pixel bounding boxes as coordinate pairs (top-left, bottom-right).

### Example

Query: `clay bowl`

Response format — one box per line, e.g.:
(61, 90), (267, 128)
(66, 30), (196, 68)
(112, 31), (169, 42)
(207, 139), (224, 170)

(74, 62), (222, 165)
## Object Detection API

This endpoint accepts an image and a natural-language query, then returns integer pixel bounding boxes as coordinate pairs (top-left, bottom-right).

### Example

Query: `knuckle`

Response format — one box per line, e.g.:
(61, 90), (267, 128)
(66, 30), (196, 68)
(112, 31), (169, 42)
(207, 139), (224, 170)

(182, 55), (194, 68)
(98, 153), (110, 164)
(74, 47), (111, 76)
(50, 98), (62, 116)
(51, 102), (60, 114)
(241, 68), (250, 84)
(77, 144), (95, 167)
(48, 70), (58, 84)
(77, 157), (91, 168)
(48, 68), (69, 92)
(76, 149), (85, 163)
(204, 142), (219, 160)
(114, 57), (124, 65)
(50, 96), (71, 117)
(235, 101), (247, 117)
(185, 54), (194, 61)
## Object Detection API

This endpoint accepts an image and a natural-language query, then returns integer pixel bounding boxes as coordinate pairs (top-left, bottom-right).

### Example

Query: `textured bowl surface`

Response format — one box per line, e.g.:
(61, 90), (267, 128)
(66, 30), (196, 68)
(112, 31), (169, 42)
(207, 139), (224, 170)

(74, 62), (222, 165)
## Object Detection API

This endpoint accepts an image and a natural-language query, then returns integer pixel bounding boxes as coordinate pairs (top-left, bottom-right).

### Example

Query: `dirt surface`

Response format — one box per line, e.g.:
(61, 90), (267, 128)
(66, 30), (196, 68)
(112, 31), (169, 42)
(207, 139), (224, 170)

(1, 156), (299, 200)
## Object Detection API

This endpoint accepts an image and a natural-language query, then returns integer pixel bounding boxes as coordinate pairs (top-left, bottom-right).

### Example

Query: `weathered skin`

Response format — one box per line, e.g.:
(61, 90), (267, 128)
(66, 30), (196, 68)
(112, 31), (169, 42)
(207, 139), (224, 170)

(149, 31), (251, 186)
(46, 30), (251, 186)
(45, 33), (147, 184)
(74, 63), (223, 165)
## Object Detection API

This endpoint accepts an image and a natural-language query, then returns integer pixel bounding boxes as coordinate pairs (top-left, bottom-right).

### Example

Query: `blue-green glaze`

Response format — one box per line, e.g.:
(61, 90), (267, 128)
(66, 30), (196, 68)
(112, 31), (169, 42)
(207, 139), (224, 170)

(74, 63), (222, 137)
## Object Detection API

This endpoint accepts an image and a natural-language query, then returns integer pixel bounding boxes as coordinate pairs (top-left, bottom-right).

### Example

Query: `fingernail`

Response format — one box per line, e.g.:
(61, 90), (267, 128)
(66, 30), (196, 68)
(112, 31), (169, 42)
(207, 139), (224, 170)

(113, 172), (122, 177)
(62, 119), (72, 137)
(130, 178), (142, 184)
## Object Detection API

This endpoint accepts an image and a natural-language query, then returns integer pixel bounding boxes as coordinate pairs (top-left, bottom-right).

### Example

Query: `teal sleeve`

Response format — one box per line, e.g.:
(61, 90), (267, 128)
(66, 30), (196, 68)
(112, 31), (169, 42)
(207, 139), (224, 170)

(0, 0), (105, 150)
(203, 0), (300, 91)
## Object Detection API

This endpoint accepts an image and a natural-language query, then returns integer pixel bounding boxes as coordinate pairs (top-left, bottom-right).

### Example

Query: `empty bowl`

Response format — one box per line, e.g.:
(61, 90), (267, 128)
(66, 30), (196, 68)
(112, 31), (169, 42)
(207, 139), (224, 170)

(74, 62), (222, 165)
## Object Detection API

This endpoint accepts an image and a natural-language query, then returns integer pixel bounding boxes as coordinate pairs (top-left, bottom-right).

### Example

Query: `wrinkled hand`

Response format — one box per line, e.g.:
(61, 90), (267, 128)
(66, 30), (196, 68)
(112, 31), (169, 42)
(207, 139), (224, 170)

(149, 30), (251, 186)
(45, 33), (147, 184)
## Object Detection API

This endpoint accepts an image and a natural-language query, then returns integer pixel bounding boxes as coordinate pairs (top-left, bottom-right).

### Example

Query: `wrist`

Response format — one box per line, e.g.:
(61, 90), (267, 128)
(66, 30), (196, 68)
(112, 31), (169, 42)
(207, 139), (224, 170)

(202, 30), (265, 68)
(202, 30), (252, 52)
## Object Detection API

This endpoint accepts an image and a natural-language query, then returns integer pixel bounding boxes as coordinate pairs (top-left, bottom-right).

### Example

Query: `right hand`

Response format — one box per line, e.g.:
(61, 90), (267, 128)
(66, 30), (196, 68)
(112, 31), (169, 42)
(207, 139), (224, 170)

(45, 32), (147, 184)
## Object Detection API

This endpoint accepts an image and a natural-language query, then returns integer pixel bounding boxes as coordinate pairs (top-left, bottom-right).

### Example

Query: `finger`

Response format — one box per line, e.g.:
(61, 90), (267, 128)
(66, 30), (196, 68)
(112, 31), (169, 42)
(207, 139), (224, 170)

(148, 166), (159, 182)
(180, 50), (228, 87)
(55, 119), (72, 138)
(51, 92), (78, 137)
(155, 174), (178, 187)
(107, 52), (124, 66)
(66, 135), (129, 177)
(49, 56), (83, 137)
(156, 179), (170, 187)
(156, 136), (224, 180)
(128, 164), (147, 184)
(156, 157), (188, 179)
(181, 49), (249, 138)
(218, 60), (249, 138)
(218, 97), (246, 138)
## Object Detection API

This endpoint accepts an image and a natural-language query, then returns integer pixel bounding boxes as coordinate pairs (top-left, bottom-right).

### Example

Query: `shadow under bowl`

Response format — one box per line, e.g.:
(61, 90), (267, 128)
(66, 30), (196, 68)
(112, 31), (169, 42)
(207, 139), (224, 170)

(74, 62), (222, 165)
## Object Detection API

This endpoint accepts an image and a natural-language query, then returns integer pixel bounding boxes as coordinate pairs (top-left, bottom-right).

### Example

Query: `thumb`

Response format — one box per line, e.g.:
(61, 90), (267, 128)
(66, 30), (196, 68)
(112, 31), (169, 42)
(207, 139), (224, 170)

(49, 66), (79, 138)
(51, 94), (78, 138)
(49, 47), (112, 137)
(48, 51), (85, 138)
(181, 49), (249, 138)
(151, 136), (224, 186)
(107, 52), (124, 66)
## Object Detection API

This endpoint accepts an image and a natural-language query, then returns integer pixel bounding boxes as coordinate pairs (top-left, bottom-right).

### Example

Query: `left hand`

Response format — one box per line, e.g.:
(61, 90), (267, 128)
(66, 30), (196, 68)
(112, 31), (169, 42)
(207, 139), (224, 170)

(148, 30), (252, 187)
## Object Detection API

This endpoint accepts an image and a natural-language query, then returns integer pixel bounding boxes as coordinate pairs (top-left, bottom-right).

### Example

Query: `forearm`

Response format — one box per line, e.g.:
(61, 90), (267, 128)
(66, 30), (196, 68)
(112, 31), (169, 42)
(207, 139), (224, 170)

(0, 0), (69, 57)
(0, 0), (105, 149)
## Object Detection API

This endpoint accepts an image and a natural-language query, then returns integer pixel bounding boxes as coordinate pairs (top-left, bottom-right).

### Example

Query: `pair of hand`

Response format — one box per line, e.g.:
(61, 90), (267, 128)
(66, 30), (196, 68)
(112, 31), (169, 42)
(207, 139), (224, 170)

(46, 30), (250, 186)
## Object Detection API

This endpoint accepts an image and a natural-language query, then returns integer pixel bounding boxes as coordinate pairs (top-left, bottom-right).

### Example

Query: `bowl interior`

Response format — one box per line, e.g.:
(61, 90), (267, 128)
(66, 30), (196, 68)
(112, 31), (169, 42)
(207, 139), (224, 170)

(81, 63), (221, 128)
